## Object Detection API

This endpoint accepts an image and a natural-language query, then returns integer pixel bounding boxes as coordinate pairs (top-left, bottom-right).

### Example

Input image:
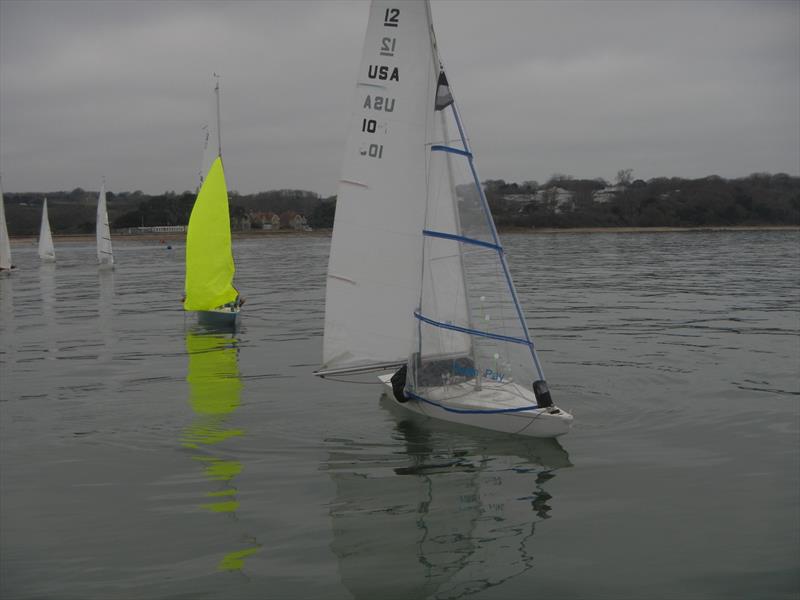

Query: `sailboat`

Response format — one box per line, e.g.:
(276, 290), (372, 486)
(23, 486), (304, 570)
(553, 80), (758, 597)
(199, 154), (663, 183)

(0, 179), (14, 273)
(96, 183), (114, 268)
(315, 0), (573, 438)
(184, 77), (241, 327)
(38, 198), (56, 262)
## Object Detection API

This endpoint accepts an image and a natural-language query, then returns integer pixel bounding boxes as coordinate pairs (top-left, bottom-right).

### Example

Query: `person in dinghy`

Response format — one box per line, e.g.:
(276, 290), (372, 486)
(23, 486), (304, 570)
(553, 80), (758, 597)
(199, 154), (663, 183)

(222, 293), (246, 311)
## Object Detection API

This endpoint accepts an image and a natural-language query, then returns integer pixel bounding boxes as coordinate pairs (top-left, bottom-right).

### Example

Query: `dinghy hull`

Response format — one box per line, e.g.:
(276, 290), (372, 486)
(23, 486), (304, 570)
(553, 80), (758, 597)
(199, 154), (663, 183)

(379, 375), (573, 438)
(197, 308), (239, 328)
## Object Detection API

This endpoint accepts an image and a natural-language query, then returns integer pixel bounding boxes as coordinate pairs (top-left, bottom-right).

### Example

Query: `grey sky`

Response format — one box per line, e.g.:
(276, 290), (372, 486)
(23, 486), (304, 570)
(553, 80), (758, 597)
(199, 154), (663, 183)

(1, 0), (798, 196)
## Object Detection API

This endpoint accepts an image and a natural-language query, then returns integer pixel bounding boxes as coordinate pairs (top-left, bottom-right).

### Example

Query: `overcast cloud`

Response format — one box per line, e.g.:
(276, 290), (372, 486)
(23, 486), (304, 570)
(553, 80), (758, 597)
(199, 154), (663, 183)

(1, 0), (797, 195)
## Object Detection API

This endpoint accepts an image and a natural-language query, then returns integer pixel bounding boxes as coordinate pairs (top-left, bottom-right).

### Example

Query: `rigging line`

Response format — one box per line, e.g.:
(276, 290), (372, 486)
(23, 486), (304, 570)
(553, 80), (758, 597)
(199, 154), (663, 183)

(318, 375), (386, 385)
(414, 311), (532, 347)
(430, 144), (472, 158)
(422, 229), (502, 252)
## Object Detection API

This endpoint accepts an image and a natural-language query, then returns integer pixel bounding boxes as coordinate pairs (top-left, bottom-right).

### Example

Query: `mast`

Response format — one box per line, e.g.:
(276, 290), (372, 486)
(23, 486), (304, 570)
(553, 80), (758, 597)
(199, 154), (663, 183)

(214, 73), (222, 159)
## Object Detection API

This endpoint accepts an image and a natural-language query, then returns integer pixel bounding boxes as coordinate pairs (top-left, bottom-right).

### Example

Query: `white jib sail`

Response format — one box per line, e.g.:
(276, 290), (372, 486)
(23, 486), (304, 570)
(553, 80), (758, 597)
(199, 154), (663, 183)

(407, 2), (546, 405)
(96, 184), (114, 266)
(0, 181), (12, 270)
(320, 0), (440, 375)
(38, 198), (56, 261)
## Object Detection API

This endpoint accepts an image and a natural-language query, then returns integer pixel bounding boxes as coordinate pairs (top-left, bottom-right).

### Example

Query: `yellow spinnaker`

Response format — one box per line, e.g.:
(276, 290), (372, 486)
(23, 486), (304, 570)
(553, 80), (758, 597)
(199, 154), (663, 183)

(184, 157), (237, 311)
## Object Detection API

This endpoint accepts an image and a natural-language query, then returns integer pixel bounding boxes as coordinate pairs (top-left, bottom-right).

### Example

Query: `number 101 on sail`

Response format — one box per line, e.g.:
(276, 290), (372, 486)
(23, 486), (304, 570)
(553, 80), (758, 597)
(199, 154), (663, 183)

(359, 143), (384, 158)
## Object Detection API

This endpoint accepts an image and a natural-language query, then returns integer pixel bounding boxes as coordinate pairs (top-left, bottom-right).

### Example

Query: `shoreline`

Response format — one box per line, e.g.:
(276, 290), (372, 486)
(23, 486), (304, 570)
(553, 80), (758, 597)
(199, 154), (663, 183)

(499, 225), (800, 234)
(7, 224), (798, 243)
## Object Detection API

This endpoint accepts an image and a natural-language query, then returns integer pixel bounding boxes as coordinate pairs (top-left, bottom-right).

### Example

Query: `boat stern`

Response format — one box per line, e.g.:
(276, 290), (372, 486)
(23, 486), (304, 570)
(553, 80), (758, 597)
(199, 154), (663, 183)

(197, 307), (240, 329)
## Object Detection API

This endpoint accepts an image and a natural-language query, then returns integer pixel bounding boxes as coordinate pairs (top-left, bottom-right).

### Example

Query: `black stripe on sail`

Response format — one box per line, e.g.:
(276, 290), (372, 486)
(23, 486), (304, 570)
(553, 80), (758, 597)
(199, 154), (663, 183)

(434, 71), (453, 111)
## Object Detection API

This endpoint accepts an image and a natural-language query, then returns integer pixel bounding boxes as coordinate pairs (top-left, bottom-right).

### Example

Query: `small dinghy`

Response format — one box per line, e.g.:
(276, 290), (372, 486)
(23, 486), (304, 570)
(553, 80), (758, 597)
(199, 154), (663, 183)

(184, 77), (241, 328)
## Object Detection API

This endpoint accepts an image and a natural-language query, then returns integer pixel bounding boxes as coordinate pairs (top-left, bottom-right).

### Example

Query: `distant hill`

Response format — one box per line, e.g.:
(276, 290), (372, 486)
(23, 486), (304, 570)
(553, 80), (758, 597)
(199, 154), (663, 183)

(3, 172), (797, 235)
(485, 172), (800, 228)
(2, 188), (143, 235)
(2, 188), (337, 235)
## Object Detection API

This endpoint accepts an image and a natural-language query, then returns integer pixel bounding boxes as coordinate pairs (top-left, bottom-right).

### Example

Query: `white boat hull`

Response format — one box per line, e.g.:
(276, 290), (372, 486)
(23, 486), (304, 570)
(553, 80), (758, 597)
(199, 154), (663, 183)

(379, 375), (573, 438)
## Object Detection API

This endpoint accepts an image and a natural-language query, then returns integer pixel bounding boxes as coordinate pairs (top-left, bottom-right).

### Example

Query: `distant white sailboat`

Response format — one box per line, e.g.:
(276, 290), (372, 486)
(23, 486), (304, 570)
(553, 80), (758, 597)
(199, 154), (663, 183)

(0, 179), (15, 273)
(96, 183), (114, 268)
(38, 198), (56, 262)
(315, 0), (572, 438)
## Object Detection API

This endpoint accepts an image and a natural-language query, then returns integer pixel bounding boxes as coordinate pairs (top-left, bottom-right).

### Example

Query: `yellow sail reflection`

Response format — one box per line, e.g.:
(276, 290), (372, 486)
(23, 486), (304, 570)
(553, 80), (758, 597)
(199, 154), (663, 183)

(218, 542), (261, 571)
(184, 331), (243, 451)
(184, 157), (237, 312)
(183, 330), (261, 570)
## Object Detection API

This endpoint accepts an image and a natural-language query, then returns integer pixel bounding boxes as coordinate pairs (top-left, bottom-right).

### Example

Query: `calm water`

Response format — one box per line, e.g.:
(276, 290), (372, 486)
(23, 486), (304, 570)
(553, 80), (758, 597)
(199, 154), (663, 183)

(1, 231), (798, 600)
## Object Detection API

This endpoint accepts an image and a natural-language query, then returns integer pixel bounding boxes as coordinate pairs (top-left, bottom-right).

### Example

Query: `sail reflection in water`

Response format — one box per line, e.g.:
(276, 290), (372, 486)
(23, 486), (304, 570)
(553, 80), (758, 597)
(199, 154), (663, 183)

(98, 269), (114, 362)
(183, 330), (261, 571)
(325, 395), (571, 599)
(41, 263), (58, 360)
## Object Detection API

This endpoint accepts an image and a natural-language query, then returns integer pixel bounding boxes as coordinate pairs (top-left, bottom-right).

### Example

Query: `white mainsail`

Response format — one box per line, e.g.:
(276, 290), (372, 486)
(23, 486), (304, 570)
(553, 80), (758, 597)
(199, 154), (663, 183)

(38, 198), (56, 262)
(96, 184), (114, 267)
(319, 0), (438, 375)
(0, 180), (12, 271)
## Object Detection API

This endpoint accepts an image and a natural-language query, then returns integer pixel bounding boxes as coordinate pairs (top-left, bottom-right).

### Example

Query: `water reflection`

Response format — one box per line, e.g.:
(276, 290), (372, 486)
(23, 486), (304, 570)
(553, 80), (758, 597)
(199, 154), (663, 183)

(325, 394), (571, 599)
(97, 269), (114, 361)
(183, 329), (261, 571)
(0, 275), (13, 359)
(38, 264), (60, 362)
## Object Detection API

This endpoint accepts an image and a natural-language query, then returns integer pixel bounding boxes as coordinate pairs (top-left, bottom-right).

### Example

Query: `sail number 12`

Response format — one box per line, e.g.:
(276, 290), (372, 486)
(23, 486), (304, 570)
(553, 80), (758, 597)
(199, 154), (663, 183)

(361, 6), (398, 160)
(383, 8), (399, 27)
